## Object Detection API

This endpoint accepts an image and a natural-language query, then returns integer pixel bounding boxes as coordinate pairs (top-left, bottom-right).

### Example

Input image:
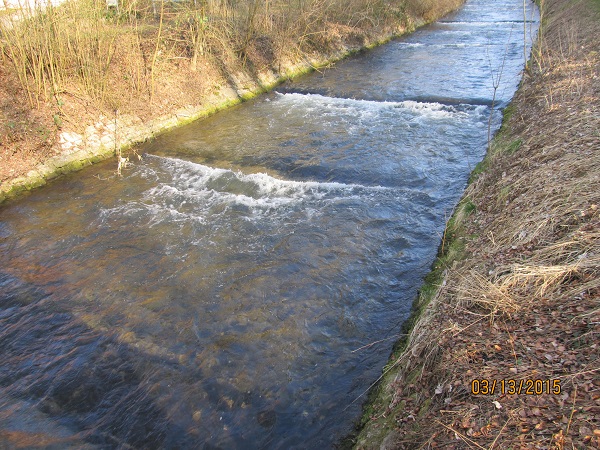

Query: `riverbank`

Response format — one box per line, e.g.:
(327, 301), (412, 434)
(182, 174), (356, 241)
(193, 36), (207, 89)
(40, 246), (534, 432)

(353, 0), (600, 448)
(0, 0), (464, 204)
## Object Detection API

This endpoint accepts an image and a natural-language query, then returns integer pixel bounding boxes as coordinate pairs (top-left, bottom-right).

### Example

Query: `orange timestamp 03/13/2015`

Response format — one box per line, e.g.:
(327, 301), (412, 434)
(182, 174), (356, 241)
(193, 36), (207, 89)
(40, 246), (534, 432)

(471, 378), (561, 396)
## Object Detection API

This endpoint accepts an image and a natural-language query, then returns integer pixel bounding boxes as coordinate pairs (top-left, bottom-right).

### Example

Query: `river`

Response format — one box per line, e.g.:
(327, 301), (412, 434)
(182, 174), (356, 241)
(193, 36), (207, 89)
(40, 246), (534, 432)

(0, 0), (538, 448)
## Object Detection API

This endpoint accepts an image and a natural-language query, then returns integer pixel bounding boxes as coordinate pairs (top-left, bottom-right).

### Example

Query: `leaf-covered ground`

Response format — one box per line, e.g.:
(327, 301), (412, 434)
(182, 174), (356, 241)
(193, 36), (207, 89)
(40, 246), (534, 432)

(354, 0), (599, 448)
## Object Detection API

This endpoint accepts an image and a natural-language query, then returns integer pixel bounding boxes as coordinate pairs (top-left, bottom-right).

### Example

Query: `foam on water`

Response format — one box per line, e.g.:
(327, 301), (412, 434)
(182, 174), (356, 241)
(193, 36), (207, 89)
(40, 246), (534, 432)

(439, 20), (536, 25)
(155, 154), (387, 196)
(276, 92), (487, 122)
(99, 155), (395, 229)
(398, 42), (484, 48)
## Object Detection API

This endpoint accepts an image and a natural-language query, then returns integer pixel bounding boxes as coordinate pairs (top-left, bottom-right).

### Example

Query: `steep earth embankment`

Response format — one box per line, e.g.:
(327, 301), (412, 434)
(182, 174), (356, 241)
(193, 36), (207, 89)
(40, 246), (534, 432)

(354, 0), (599, 448)
(0, 0), (464, 204)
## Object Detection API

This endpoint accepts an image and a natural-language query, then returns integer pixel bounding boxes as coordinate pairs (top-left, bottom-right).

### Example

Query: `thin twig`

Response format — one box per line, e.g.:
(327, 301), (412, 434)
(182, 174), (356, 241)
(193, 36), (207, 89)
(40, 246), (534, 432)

(488, 416), (511, 450)
(435, 420), (487, 450)
(351, 334), (403, 353)
(565, 385), (577, 437)
(561, 366), (600, 379)
(502, 320), (519, 368)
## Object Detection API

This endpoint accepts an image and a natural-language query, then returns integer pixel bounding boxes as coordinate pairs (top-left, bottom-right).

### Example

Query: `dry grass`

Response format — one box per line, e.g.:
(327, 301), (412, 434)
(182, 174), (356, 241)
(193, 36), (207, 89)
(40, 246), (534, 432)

(0, 0), (464, 110)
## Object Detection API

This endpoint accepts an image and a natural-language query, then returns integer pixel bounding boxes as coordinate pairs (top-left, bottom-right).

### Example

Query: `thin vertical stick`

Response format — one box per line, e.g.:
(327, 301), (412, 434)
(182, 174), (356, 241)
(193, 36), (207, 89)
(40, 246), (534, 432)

(523, 0), (528, 71)
(150, 0), (164, 101)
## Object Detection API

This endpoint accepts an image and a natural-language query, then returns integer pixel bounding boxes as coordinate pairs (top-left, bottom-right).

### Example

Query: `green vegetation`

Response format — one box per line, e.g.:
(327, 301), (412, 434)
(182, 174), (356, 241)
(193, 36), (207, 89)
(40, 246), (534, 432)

(469, 102), (522, 184)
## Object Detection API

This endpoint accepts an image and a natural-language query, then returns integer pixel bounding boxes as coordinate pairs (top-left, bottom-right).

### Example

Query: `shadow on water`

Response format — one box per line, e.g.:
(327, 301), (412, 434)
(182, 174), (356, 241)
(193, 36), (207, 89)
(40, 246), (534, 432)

(0, 272), (253, 449)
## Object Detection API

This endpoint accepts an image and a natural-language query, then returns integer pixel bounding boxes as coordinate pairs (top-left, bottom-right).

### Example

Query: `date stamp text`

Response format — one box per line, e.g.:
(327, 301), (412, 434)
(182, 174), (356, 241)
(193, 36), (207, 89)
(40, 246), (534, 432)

(471, 379), (561, 396)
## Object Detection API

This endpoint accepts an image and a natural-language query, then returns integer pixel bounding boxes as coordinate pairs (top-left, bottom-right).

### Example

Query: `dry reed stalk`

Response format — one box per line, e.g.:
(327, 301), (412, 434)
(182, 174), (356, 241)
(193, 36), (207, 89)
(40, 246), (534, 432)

(455, 269), (521, 317)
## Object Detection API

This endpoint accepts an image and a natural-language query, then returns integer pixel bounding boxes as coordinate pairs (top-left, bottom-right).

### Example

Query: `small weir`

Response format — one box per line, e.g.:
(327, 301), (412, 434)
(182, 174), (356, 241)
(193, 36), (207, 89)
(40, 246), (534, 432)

(0, 0), (538, 447)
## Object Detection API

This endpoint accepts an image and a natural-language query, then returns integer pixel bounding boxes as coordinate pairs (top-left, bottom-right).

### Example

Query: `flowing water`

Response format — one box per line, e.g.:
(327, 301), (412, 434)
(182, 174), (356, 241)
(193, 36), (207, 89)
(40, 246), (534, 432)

(0, 1), (538, 448)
